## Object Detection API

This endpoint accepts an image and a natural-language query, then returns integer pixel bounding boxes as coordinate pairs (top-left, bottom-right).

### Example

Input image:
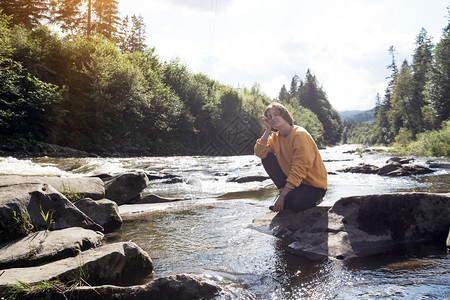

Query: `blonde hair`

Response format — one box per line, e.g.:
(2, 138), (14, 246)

(264, 102), (294, 126)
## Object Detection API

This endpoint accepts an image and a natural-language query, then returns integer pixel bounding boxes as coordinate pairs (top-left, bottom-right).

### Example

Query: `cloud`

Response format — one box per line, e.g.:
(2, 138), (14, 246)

(159, 0), (233, 12)
(119, 0), (449, 111)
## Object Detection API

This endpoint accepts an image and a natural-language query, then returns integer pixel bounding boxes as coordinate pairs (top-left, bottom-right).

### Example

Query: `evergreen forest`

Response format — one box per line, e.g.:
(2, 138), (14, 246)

(0, 1), (448, 156)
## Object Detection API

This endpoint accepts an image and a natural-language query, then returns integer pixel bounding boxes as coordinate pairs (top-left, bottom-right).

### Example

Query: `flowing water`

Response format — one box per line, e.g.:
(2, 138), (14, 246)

(1, 145), (449, 299)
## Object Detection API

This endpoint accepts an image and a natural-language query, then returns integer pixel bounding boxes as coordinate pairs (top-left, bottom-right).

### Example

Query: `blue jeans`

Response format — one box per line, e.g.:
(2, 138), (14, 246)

(262, 153), (326, 212)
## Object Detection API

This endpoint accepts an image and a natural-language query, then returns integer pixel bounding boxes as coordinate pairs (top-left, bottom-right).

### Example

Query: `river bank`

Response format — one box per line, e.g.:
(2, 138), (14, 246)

(1, 145), (449, 298)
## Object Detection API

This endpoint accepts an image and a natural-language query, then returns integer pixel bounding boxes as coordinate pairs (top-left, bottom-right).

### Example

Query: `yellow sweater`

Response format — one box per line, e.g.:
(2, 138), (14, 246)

(254, 125), (327, 190)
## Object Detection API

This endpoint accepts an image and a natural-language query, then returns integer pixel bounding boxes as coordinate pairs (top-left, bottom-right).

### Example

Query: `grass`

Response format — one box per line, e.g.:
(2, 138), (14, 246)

(0, 209), (34, 244)
(1, 253), (93, 299)
(1, 280), (64, 299)
(12, 210), (34, 236)
(60, 183), (85, 203)
(392, 121), (450, 157)
(39, 205), (55, 231)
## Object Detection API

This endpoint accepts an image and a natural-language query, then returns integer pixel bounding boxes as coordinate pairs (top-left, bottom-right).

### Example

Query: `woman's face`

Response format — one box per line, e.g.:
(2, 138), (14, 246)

(265, 108), (288, 129)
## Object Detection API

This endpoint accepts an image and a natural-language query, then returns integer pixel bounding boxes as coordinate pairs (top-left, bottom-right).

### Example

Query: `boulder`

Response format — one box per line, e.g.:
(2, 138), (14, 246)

(0, 141), (97, 157)
(337, 163), (379, 174)
(74, 198), (122, 233)
(34, 176), (105, 200)
(0, 178), (103, 243)
(252, 193), (449, 260)
(427, 161), (450, 169)
(0, 227), (103, 269)
(144, 172), (180, 182)
(104, 172), (150, 205)
(378, 164), (434, 177)
(129, 194), (188, 204)
(402, 165), (435, 176)
(376, 162), (403, 176)
(0, 242), (153, 288)
(228, 173), (270, 183)
(338, 163), (434, 176)
(58, 274), (221, 300)
(386, 157), (414, 164)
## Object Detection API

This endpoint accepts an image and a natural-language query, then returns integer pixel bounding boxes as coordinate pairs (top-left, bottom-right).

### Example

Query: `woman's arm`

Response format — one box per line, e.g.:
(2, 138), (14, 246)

(254, 115), (273, 158)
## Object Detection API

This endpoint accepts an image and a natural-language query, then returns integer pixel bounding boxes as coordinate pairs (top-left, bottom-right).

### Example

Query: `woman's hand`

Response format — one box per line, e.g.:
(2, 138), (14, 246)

(272, 187), (291, 212)
(260, 115), (272, 131)
(272, 194), (285, 212)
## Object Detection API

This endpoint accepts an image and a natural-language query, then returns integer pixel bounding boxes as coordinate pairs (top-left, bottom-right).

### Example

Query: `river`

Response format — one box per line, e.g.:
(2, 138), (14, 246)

(1, 145), (449, 299)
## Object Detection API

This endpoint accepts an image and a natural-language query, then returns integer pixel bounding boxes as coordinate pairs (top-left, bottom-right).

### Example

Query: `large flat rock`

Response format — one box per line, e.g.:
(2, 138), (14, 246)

(0, 178), (103, 243)
(0, 227), (103, 269)
(0, 242), (153, 288)
(252, 192), (450, 260)
(60, 274), (221, 299)
(0, 175), (105, 200)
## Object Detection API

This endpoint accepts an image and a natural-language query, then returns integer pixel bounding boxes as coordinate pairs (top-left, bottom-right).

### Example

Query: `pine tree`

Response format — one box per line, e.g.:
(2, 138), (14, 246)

(118, 15), (130, 52)
(129, 14), (146, 52)
(278, 84), (289, 102)
(92, 0), (120, 40)
(289, 74), (299, 100)
(410, 28), (433, 134)
(1, 0), (49, 28)
(50, 0), (120, 38)
(427, 21), (450, 122)
(373, 46), (398, 144)
(390, 60), (414, 135)
(50, 0), (84, 34)
(0, 0), (17, 18)
(298, 69), (342, 144)
(117, 14), (147, 52)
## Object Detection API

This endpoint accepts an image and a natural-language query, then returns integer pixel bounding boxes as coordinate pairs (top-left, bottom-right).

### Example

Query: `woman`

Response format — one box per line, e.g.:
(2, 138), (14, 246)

(254, 102), (327, 212)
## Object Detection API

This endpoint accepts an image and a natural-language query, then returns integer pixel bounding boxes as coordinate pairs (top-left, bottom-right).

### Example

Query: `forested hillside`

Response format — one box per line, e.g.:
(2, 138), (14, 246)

(342, 23), (449, 155)
(0, 1), (448, 156)
(339, 110), (374, 123)
(0, 0), (344, 155)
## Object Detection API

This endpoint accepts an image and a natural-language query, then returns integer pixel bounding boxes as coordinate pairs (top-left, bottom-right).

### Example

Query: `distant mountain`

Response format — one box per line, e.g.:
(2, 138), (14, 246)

(339, 109), (375, 123)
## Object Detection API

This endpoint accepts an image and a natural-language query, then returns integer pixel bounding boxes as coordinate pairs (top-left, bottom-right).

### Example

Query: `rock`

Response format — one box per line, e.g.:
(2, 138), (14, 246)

(386, 157), (415, 164)
(163, 177), (184, 184)
(0, 141), (97, 157)
(91, 173), (114, 181)
(251, 206), (329, 239)
(75, 198), (122, 233)
(337, 163), (379, 174)
(228, 173), (270, 183)
(0, 178), (103, 243)
(0, 175), (105, 200)
(37, 176), (105, 200)
(33, 142), (98, 157)
(427, 161), (450, 169)
(402, 165), (435, 176)
(252, 193), (450, 260)
(104, 172), (150, 205)
(214, 172), (229, 176)
(59, 274), (221, 300)
(377, 162), (404, 176)
(0, 227), (103, 269)
(378, 164), (434, 177)
(0, 242), (153, 288)
(129, 194), (188, 204)
(144, 172), (180, 182)
(338, 163), (434, 177)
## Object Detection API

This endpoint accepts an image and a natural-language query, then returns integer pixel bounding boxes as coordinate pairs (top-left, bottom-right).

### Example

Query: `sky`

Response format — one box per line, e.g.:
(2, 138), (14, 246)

(118, 0), (448, 111)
